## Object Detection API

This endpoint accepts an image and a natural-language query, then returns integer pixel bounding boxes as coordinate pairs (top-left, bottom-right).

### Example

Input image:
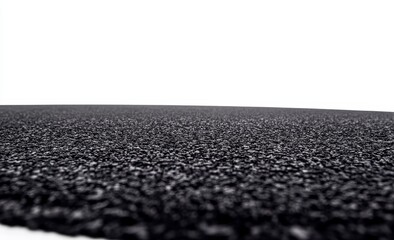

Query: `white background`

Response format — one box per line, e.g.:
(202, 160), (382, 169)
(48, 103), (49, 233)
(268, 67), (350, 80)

(0, 1), (394, 239)
(1, 0), (394, 111)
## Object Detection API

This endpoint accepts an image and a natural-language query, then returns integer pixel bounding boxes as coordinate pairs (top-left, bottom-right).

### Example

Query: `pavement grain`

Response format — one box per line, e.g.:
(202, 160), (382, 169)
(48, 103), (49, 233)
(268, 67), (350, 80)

(0, 106), (393, 240)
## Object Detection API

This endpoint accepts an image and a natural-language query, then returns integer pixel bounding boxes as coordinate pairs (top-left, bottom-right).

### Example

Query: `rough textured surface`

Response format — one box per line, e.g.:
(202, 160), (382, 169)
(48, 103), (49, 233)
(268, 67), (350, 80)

(0, 105), (393, 240)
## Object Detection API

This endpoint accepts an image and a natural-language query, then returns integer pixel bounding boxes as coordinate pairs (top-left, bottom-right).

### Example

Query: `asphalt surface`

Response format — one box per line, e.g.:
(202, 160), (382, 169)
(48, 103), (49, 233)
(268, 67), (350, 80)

(0, 105), (393, 240)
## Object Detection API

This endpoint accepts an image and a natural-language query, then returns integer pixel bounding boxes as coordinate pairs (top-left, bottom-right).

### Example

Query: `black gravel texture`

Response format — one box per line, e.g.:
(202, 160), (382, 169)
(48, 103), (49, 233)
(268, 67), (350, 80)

(0, 105), (394, 240)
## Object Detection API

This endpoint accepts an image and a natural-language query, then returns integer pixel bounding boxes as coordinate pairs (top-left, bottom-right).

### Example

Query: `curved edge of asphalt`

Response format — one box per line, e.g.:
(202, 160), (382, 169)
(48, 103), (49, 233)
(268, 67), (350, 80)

(0, 224), (101, 240)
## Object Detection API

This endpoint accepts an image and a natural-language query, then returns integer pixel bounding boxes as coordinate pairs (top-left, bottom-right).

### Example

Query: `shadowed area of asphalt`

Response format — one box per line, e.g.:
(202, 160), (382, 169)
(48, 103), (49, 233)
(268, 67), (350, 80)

(0, 106), (393, 240)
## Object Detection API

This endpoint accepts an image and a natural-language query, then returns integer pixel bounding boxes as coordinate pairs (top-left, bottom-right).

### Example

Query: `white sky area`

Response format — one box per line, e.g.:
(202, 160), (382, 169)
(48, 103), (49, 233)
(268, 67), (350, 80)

(1, 1), (394, 111)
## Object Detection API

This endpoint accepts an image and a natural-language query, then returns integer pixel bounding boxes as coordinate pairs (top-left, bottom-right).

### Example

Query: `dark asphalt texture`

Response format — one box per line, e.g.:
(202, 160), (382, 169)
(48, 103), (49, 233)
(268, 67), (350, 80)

(0, 106), (394, 240)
